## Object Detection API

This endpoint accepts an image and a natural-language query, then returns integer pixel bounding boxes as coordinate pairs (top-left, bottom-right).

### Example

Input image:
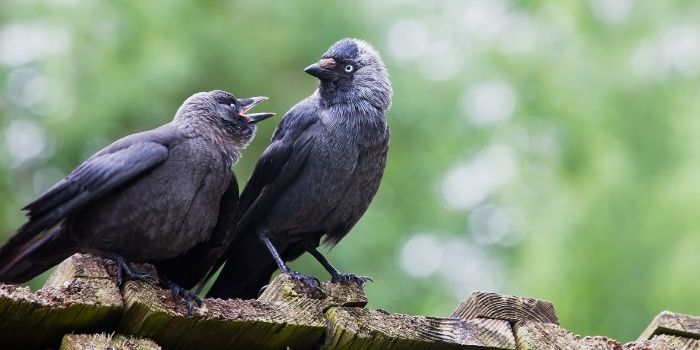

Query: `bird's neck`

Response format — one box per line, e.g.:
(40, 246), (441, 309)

(318, 79), (392, 111)
(173, 117), (245, 166)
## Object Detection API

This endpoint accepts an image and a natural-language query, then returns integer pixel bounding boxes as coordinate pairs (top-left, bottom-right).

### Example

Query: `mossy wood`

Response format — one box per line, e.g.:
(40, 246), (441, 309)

(0, 254), (122, 348)
(61, 333), (161, 350)
(1, 254), (700, 349)
(117, 274), (367, 350)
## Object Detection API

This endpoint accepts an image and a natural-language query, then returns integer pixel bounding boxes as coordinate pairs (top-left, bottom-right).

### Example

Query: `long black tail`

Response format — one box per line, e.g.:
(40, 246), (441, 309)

(205, 233), (278, 299)
(0, 225), (77, 283)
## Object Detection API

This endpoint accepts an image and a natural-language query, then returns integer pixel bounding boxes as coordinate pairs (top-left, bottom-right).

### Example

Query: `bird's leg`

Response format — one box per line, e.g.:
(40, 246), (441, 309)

(305, 243), (373, 286)
(161, 277), (203, 315)
(259, 233), (322, 292)
(113, 256), (156, 287)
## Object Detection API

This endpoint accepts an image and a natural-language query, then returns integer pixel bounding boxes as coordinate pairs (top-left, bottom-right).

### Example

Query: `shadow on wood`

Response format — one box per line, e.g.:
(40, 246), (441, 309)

(0, 254), (122, 348)
(2, 254), (700, 350)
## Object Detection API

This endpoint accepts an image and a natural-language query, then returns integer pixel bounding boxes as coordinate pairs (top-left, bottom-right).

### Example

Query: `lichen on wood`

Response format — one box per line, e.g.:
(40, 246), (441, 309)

(117, 273), (368, 350)
(0, 254), (123, 348)
(61, 333), (161, 350)
(3, 254), (700, 350)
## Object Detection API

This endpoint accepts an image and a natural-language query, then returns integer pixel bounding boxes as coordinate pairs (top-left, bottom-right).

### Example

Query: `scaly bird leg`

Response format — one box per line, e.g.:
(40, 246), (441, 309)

(305, 243), (372, 286)
(259, 233), (322, 292)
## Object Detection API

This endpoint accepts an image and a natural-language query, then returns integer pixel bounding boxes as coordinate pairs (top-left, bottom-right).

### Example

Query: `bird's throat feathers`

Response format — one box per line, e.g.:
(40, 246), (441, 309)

(174, 116), (251, 165)
(318, 74), (392, 112)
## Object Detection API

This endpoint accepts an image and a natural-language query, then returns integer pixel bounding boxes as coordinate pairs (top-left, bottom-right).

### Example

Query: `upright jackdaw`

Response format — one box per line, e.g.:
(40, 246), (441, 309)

(0, 90), (273, 309)
(205, 38), (392, 299)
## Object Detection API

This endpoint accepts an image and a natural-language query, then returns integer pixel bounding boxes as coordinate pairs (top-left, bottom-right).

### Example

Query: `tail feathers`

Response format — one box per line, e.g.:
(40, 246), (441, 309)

(0, 225), (77, 284)
(204, 234), (277, 299)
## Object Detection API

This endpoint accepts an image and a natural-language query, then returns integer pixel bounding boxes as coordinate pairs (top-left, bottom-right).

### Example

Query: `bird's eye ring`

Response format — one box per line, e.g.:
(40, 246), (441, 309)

(344, 64), (354, 73)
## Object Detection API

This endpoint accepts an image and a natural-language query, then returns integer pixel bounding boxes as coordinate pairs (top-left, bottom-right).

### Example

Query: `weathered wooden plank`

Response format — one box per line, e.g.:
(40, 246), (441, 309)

(624, 334), (700, 350)
(0, 254), (123, 348)
(118, 273), (367, 350)
(259, 273), (368, 308)
(638, 311), (700, 341)
(514, 321), (621, 350)
(45, 253), (117, 285)
(61, 333), (162, 350)
(323, 307), (516, 350)
(451, 291), (558, 325)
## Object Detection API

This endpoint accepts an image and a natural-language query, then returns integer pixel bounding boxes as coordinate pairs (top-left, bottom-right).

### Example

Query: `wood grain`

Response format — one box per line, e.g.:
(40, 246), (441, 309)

(117, 273), (367, 349)
(514, 321), (622, 350)
(638, 311), (700, 341)
(323, 307), (516, 349)
(452, 291), (558, 325)
(0, 254), (123, 348)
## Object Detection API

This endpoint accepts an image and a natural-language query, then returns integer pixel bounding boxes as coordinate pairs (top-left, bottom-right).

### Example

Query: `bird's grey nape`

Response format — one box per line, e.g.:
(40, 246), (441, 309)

(318, 38), (393, 111)
(171, 90), (258, 164)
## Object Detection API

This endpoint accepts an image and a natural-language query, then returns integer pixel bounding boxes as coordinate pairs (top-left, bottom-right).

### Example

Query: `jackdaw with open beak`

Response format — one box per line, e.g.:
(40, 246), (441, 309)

(205, 38), (392, 299)
(0, 90), (273, 310)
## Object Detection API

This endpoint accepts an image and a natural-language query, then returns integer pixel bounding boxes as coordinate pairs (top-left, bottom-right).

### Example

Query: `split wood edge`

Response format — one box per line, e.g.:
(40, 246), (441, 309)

(2, 254), (700, 349)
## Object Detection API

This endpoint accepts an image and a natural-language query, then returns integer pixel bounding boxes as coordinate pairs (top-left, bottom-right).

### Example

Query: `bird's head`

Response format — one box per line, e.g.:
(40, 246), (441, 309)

(174, 90), (274, 148)
(305, 38), (392, 110)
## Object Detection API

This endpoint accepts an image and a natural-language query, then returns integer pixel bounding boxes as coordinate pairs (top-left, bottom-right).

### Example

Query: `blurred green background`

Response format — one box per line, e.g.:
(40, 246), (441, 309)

(1, 0), (699, 341)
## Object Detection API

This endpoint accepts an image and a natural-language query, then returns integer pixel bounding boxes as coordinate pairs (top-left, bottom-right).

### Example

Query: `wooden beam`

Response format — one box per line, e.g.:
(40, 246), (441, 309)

(323, 307), (516, 349)
(117, 273), (368, 350)
(638, 311), (700, 341)
(61, 333), (161, 350)
(514, 321), (622, 350)
(627, 334), (700, 350)
(0, 254), (123, 348)
(451, 291), (558, 325)
(258, 273), (367, 308)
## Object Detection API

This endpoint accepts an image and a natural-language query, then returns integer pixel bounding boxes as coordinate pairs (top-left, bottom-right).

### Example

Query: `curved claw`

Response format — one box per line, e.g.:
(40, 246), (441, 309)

(114, 257), (156, 287)
(168, 282), (203, 315)
(257, 284), (270, 297)
(331, 273), (373, 285)
(286, 271), (323, 293)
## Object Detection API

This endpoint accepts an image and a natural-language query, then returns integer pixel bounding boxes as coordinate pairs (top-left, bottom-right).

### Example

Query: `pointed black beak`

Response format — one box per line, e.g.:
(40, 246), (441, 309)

(237, 96), (275, 124)
(305, 58), (340, 81)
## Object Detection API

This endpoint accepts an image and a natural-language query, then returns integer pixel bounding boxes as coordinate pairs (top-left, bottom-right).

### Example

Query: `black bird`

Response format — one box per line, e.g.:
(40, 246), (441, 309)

(0, 90), (273, 309)
(205, 38), (393, 299)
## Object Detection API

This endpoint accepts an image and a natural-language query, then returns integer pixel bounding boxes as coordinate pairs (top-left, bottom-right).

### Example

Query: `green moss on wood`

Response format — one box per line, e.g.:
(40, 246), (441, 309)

(61, 333), (161, 350)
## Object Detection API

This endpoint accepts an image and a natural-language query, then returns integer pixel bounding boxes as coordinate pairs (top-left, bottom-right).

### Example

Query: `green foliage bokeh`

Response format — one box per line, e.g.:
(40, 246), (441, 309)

(1, 0), (699, 341)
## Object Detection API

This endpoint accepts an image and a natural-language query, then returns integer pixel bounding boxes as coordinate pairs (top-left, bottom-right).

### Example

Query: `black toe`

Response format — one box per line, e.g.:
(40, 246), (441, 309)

(114, 256), (156, 287)
(331, 273), (372, 285)
(167, 281), (202, 314)
(286, 271), (323, 293)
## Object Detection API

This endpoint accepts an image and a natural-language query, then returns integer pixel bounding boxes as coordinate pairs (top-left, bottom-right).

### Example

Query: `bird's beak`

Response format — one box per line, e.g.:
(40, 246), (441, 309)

(305, 58), (340, 81)
(237, 96), (275, 124)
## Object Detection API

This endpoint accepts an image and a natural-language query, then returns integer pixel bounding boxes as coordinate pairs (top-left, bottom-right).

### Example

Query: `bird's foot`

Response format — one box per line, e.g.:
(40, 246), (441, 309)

(331, 272), (373, 285)
(257, 284), (269, 297)
(167, 281), (203, 315)
(114, 257), (156, 287)
(285, 271), (323, 293)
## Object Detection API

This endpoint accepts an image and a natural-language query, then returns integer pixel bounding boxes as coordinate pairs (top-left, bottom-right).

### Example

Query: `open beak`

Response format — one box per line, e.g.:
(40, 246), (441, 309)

(237, 96), (275, 124)
(304, 58), (340, 81)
